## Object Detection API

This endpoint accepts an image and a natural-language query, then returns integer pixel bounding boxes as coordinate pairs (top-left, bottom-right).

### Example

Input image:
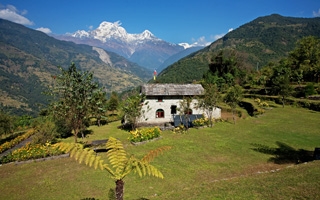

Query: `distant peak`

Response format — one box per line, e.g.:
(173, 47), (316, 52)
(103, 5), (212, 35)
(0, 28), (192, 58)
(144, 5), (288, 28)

(140, 30), (155, 39)
(65, 20), (161, 43)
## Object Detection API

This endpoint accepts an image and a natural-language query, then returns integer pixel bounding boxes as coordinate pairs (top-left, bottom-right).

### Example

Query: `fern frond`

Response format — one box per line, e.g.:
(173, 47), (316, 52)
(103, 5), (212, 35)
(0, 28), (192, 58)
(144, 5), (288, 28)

(94, 156), (101, 169)
(70, 146), (78, 158)
(141, 146), (171, 163)
(139, 161), (146, 176)
(79, 148), (89, 164)
(89, 156), (95, 167)
(106, 137), (128, 169)
(135, 161), (143, 177)
(103, 164), (115, 178)
(67, 143), (79, 152)
(74, 149), (81, 161)
(85, 150), (94, 165)
(99, 160), (104, 170)
(146, 164), (151, 176)
(148, 164), (164, 179)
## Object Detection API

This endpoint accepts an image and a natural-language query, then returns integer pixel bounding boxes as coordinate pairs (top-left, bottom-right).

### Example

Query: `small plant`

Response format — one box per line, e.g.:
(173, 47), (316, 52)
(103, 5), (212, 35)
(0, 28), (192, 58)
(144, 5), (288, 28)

(128, 127), (161, 143)
(192, 117), (210, 127)
(255, 98), (269, 108)
(172, 124), (187, 134)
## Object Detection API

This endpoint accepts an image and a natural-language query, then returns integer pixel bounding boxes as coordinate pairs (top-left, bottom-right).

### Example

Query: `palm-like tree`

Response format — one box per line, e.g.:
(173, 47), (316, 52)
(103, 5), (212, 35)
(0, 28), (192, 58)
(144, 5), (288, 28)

(55, 137), (170, 200)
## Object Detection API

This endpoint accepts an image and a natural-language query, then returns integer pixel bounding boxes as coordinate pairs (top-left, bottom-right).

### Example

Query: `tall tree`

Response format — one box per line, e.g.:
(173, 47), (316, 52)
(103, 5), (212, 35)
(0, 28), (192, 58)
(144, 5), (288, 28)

(178, 97), (193, 130)
(55, 137), (170, 200)
(269, 62), (293, 108)
(224, 85), (243, 124)
(120, 93), (149, 130)
(107, 91), (119, 114)
(0, 111), (14, 135)
(289, 36), (320, 83)
(48, 63), (105, 143)
(196, 83), (221, 127)
(204, 50), (245, 91)
(91, 90), (107, 127)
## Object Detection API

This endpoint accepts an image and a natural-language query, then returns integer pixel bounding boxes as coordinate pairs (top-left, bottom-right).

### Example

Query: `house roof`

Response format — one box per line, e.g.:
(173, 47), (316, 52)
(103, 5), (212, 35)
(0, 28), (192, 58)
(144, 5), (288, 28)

(141, 84), (204, 96)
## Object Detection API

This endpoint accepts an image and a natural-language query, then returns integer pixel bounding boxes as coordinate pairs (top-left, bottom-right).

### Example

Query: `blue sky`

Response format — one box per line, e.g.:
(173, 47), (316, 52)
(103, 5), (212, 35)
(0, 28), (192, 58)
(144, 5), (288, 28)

(0, 0), (320, 45)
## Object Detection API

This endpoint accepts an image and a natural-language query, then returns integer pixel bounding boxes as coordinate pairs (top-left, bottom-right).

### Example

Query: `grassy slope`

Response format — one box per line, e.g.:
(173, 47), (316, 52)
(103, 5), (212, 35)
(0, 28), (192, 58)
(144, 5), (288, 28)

(1, 106), (320, 199)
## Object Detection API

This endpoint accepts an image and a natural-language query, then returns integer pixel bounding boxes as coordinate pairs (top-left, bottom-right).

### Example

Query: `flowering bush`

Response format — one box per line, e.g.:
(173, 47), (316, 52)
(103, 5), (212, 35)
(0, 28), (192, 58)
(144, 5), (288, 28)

(254, 98), (269, 108)
(0, 142), (64, 164)
(128, 127), (161, 143)
(192, 117), (210, 127)
(172, 124), (187, 134)
(0, 129), (35, 154)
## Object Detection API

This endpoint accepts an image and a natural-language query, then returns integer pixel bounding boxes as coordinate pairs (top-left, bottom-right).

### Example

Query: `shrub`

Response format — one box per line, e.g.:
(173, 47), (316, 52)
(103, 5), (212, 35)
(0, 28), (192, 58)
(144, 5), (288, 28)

(304, 83), (315, 97)
(128, 127), (161, 143)
(172, 124), (187, 134)
(54, 119), (72, 138)
(254, 98), (269, 108)
(32, 118), (59, 145)
(192, 117), (210, 127)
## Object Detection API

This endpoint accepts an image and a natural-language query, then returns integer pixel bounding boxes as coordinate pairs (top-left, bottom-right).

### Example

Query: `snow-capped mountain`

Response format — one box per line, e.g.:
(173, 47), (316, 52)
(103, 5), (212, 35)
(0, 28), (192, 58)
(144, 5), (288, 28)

(69, 21), (158, 43)
(54, 21), (204, 70)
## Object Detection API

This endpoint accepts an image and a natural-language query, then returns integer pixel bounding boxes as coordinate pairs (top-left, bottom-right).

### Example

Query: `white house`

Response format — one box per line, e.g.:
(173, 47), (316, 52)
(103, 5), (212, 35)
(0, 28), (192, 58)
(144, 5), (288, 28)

(138, 83), (221, 126)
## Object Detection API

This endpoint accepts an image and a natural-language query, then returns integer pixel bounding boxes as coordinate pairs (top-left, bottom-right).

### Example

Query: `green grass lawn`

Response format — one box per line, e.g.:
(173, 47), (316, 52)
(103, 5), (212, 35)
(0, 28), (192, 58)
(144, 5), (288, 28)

(1, 106), (320, 199)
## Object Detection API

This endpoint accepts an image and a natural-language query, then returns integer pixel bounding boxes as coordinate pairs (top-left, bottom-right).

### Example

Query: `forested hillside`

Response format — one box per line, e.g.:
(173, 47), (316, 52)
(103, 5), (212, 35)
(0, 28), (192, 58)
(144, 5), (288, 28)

(0, 19), (151, 116)
(156, 14), (320, 83)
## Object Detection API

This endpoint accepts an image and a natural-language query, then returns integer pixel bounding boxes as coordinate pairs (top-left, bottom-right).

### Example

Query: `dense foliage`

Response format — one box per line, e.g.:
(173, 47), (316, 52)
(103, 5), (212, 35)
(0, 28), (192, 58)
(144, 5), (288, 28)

(120, 93), (149, 130)
(156, 14), (320, 84)
(48, 63), (106, 143)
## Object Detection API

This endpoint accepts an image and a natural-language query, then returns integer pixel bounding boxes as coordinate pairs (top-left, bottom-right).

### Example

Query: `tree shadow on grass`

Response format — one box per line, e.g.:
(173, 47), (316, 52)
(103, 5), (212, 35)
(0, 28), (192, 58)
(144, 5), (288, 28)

(251, 141), (314, 164)
(80, 188), (150, 200)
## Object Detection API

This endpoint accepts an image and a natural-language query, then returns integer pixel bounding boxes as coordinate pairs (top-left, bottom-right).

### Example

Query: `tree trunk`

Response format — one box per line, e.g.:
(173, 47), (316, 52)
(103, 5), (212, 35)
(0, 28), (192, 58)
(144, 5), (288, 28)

(74, 129), (78, 143)
(115, 179), (124, 200)
(232, 108), (236, 124)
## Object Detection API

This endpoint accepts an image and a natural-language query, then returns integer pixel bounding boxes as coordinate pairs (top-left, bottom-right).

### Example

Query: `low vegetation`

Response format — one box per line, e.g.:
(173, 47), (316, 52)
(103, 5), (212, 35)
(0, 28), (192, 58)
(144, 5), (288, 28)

(1, 106), (320, 199)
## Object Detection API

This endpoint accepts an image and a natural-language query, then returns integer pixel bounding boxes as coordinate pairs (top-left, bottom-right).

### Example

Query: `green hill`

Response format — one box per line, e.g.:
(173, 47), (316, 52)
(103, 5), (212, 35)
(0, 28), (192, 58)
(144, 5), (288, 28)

(157, 14), (320, 83)
(0, 19), (152, 116)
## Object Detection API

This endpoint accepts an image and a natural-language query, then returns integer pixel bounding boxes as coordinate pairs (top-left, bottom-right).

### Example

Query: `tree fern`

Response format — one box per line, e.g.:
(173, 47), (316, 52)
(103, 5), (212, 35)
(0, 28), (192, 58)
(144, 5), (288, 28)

(54, 136), (170, 200)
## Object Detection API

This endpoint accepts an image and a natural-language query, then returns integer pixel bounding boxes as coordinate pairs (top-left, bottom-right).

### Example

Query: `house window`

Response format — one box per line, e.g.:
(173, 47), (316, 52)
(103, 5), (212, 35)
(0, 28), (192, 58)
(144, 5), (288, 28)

(156, 109), (164, 118)
(170, 105), (177, 114)
(157, 96), (163, 102)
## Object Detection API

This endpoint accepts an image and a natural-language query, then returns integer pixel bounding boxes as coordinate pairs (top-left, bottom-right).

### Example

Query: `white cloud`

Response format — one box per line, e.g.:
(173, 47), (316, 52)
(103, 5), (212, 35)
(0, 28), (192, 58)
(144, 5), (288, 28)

(212, 33), (225, 40)
(313, 9), (320, 17)
(191, 36), (212, 46)
(36, 27), (52, 34)
(211, 28), (234, 41)
(0, 4), (33, 25)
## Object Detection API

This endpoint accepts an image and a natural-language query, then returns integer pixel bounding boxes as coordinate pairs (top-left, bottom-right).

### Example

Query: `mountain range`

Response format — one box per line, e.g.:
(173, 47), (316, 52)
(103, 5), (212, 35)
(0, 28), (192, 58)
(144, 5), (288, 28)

(53, 21), (205, 70)
(1, 14), (320, 116)
(0, 19), (153, 116)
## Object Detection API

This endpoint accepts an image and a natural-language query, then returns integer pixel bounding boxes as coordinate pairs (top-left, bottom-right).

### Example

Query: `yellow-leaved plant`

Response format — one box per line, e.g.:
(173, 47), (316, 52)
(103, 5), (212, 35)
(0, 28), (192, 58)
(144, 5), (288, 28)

(54, 137), (170, 200)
